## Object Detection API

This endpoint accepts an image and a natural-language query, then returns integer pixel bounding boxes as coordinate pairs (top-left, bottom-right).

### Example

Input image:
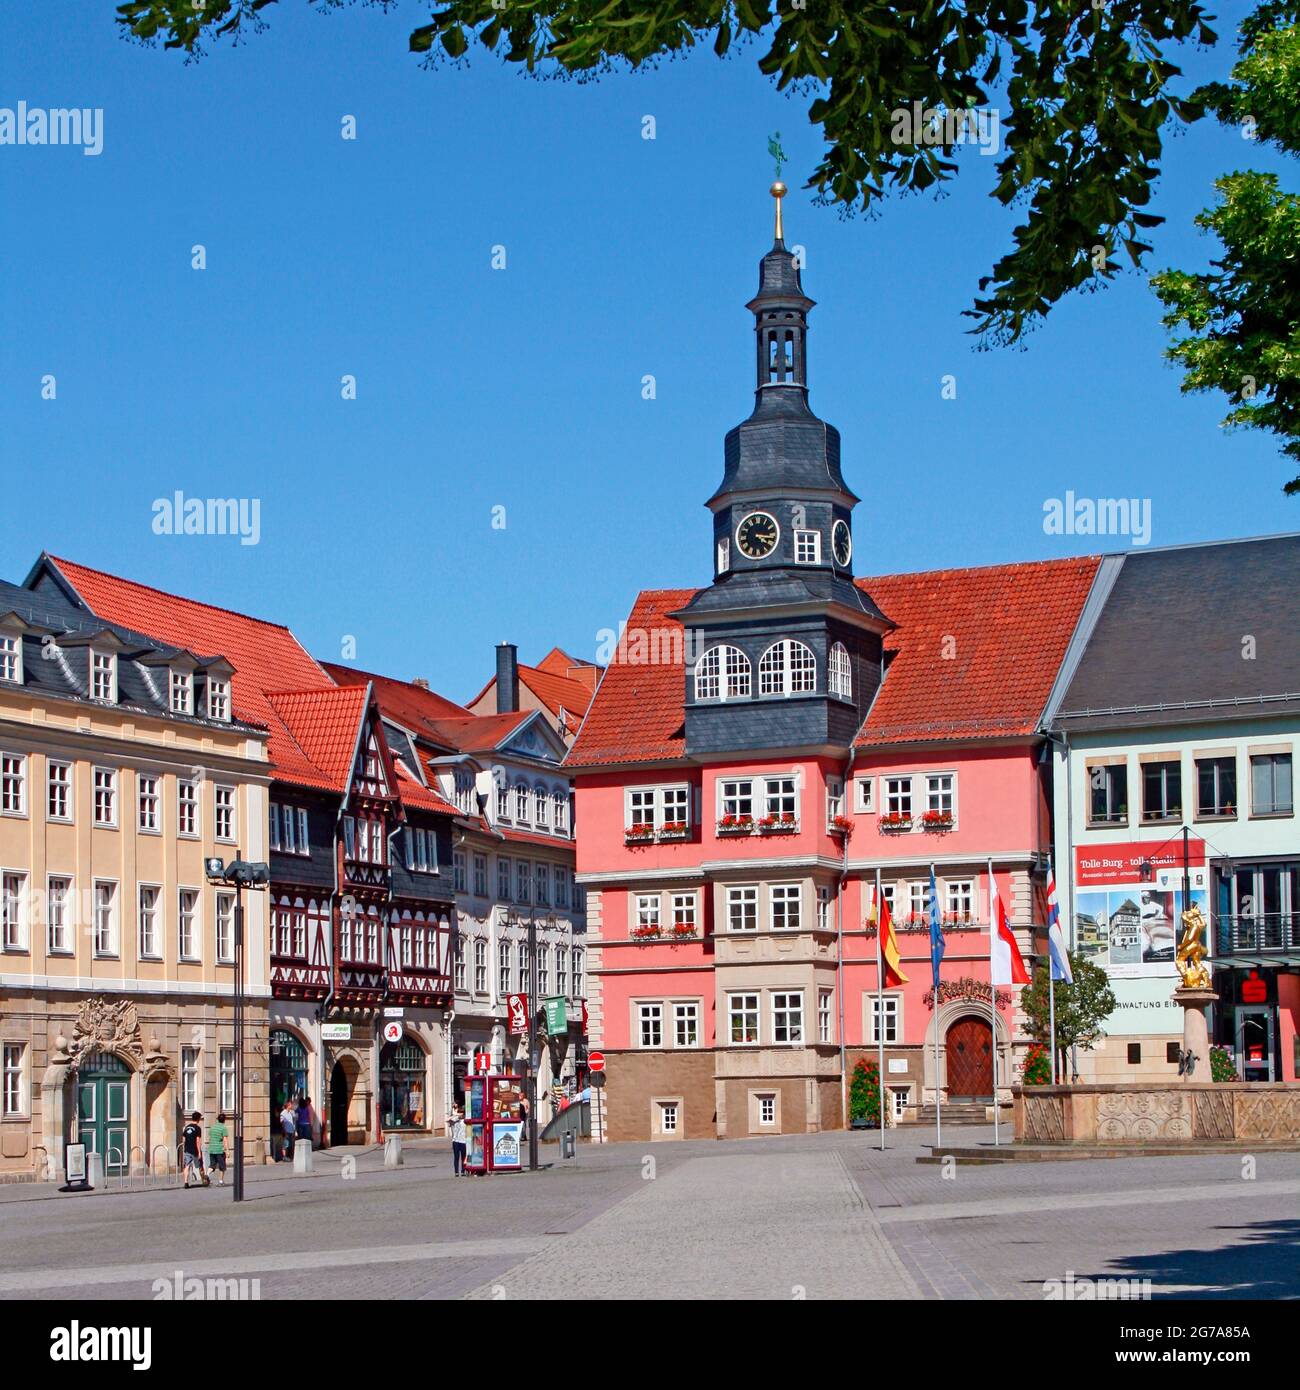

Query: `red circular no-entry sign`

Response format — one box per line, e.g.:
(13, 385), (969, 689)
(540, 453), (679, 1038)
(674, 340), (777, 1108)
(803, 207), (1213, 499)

(588, 1052), (606, 1073)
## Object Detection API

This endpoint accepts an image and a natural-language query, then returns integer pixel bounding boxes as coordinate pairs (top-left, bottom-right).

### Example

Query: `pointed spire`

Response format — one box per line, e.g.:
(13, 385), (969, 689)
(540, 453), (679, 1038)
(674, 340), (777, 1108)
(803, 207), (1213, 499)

(771, 179), (786, 246)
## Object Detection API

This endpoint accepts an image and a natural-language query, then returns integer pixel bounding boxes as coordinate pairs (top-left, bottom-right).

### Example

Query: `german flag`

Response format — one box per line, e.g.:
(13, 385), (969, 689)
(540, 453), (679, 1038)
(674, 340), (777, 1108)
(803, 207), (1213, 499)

(871, 885), (909, 988)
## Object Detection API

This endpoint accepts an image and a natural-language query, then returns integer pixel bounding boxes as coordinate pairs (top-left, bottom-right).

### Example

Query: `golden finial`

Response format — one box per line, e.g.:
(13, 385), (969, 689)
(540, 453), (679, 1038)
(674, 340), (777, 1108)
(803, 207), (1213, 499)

(770, 180), (786, 242)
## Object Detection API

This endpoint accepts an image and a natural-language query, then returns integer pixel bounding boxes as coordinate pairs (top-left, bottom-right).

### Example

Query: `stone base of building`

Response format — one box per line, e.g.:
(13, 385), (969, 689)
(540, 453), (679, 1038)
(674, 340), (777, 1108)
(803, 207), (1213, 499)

(0, 988), (271, 1179)
(1014, 1082), (1300, 1145)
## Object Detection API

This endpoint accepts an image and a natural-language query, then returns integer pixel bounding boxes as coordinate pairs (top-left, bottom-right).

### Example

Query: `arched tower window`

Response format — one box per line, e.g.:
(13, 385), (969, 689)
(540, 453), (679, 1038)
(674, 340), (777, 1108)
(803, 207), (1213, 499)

(694, 645), (751, 702)
(759, 640), (817, 697)
(828, 642), (852, 700)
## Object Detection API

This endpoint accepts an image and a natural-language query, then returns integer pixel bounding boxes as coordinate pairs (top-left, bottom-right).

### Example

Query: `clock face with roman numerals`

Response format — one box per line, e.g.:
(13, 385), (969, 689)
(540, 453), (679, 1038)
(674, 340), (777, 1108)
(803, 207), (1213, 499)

(832, 519), (852, 567)
(736, 511), (780, 559)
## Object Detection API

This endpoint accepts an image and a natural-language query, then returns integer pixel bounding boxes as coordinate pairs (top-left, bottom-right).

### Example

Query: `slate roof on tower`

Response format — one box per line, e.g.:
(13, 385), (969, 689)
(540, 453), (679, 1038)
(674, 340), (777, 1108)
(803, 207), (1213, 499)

(565, 557), (1102, 768)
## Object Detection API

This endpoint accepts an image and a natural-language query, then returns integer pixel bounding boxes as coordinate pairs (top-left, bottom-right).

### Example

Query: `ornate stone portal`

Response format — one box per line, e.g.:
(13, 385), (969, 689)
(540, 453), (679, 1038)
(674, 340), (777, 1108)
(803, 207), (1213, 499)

(69, 996), (145, 1068)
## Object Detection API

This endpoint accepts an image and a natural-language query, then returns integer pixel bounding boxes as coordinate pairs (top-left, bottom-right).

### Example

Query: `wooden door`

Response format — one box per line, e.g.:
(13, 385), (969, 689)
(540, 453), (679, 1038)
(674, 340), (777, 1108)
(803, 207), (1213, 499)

(945, 1017), (993, 1099)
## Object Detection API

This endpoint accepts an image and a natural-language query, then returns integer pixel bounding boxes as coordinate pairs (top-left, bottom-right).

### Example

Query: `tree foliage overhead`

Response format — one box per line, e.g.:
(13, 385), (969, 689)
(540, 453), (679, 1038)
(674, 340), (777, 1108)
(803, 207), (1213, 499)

(1152, 4), (1300, 493)
(115, 0), (1216, 344)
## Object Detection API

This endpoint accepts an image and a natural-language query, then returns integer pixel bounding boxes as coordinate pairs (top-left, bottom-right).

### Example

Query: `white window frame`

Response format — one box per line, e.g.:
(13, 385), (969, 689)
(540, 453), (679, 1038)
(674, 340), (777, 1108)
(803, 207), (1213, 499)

(474, 938), (488, 994)
(214, 784), (236, 842)
(170, 669), (193, 715)
(498, 939), (511, 994)
(637, 1001), (664, 1048)
(726, 885), (758, 933)
(3, 1042), (27, 1117)
(47, 875), (73, 955)
(473, 853), (488, 897)
(634, 893), (661, 933)
(793, 529), (821, 565)
(771, 883), (802, 931)
(2, 870), (28, 951)
(828, 641), (852, 700)
(772, 991), (804, 1045)
(694, 645), (751, 703)
(220, 1047), (237, 1111)
(47, 760), (73, 822)
(926, 771), (956, 819)
(0, 753), (26, 817)
(178, 887), (200, 961)
(717, 536), (731, 575)
(207, 677), (231, 721)
(93, 879), (119, 957)
(571, 948), (584, 999)
(0, 633), (22, 686)
(868, 993), (903, 1045)
(90, 649), (117, 703)
(673, 1000), (700, 1048)
(215, 891), (235, 964)
(855, 776), (876, 813)
(758, 639), (817, 698)
(818, 988), (833, 1043)
(181, 1046), (201, 1113)
(92, 766), (118, 828)
(763, 775), (799, 822)
(137, 883), (161, 960)
(757, 1092), (777, 1127)
(137, 773), (160, 833)
(177, 777), (199, 838)
(944, 878), (974, 921)
(719, 778), (754, 821)
(884, 775), (913, 819)
(728, 992), (760, 1046)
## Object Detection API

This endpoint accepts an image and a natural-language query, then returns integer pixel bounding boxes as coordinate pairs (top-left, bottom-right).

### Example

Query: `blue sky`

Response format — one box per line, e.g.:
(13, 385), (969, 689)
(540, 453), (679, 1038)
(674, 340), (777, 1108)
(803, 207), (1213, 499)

(1, 2), (1293, 701)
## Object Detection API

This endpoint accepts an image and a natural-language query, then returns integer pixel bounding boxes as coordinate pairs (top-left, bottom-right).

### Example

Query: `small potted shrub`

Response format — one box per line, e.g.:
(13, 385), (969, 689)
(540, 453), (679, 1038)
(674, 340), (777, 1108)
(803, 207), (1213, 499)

(848, 1057), (883, 1130)
(1021, 1043), (1051, 1086)
(1209, 1046), (1237, 1082)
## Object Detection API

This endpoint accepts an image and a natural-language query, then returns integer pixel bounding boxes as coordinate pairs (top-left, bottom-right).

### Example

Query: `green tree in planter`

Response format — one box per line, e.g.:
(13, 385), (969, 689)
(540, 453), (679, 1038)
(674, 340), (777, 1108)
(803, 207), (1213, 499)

(1019, 953), (1117, 1083)
(848, 1057), (882, 1128)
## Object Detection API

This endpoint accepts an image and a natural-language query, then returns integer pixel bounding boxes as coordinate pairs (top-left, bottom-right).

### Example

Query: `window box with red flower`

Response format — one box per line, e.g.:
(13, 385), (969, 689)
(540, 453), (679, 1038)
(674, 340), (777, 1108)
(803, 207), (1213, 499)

(624, 824), (655, 844)
(757, 812), (798, 834)
(922, 810), (954, 831)
(828, 815), (854, 837)
(879, 812), (912, 833)
(630, 923), (662, 941)
(670, 922), (698, 940)
(716, 815), (754, 836)
(658, 821), (690, 841)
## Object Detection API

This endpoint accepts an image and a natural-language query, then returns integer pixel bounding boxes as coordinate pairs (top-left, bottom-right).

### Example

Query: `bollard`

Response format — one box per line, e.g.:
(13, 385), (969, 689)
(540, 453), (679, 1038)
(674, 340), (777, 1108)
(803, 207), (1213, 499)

(384, 1134), (403, 1168)
(293, 1142), (314, 1175)
(561, 1131), (575, 1160)
(86, 1151), (104, 1189)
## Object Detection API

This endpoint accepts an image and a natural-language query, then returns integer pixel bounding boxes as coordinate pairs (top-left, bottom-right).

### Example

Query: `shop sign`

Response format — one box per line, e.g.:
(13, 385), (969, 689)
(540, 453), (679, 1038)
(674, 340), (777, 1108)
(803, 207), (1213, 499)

(322, 1023), (352, 1042)
(382, 1021), (403, 1044)
(506, 994), (530, 1034)
(383, 1007), (405, 1018)
(543, 996), (568, 1035)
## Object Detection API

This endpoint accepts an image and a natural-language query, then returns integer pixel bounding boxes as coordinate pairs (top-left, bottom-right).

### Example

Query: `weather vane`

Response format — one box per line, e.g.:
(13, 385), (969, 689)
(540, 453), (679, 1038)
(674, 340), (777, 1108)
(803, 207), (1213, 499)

(768, 130), (787, 182)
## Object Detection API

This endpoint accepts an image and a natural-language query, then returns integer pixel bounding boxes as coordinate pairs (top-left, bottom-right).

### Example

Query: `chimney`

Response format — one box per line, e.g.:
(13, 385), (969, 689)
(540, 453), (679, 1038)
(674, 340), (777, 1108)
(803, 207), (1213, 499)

(412, 678), (429, 690)
(496, 642), (519, 714)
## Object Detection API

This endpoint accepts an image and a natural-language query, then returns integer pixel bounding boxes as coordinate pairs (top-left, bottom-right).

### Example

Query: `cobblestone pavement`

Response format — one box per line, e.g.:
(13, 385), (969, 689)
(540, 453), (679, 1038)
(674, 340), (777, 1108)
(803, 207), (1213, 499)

(3, 1130), (1297, 1300)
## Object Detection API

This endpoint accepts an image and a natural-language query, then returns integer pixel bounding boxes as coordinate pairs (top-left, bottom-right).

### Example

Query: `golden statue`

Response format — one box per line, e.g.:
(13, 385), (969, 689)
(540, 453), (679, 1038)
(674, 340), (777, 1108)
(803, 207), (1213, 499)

(1175, 904), (1212, 990)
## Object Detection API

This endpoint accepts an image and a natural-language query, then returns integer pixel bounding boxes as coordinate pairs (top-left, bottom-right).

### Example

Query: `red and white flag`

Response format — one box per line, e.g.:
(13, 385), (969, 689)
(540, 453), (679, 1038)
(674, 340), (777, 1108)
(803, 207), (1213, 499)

(990, 871), (1030, 985)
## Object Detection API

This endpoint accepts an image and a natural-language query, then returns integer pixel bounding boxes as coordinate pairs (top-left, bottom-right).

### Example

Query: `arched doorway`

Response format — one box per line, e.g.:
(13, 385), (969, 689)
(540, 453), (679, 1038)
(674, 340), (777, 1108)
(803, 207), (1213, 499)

(330, 1060), (351, 1146)
(77, 1050), (131, 1175)
(945, 1017), (993, 1100)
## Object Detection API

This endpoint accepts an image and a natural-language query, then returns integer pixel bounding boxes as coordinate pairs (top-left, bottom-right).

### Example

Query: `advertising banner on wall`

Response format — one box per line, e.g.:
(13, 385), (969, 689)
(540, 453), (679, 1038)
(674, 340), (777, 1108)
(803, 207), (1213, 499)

(1073, 843), (1209, 981)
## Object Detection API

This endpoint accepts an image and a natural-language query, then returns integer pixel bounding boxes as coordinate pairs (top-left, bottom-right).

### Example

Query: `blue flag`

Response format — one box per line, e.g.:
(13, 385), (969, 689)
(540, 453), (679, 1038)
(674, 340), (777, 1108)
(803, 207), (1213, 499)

(928, 866), (945, 991)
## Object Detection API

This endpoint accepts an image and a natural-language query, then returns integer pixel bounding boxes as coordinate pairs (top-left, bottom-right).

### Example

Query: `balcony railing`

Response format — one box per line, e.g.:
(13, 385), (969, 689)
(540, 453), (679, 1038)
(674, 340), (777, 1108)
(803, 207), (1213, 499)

(1216, 913), (1298, 955)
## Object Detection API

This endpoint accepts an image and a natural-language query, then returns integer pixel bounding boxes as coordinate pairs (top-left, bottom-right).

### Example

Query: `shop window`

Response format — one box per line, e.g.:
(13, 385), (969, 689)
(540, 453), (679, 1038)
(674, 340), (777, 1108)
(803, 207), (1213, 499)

(380, 1040), (426, 1129)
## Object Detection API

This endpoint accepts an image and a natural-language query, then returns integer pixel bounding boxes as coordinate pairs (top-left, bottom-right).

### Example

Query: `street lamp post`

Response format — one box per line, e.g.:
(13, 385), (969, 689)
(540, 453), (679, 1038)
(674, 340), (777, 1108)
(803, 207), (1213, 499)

(205, 853), (269, 1204)
(527, 909), (539, 1172)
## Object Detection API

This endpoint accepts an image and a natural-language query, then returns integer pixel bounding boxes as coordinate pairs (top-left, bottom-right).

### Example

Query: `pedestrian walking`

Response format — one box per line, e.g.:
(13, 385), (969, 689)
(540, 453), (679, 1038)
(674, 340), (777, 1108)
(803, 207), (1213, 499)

(279, 1099), (297, 1162)
(448, 1106), (467, 1176)
(296, 1095), (314, 1152)
(208, 1111), (229, 1186)
(182, 1111), (208, 1188)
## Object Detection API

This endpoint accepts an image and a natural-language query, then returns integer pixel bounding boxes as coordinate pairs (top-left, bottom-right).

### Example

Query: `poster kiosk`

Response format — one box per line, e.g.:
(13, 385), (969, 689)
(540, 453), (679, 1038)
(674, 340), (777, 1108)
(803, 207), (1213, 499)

(464, 1072), (527, 1174)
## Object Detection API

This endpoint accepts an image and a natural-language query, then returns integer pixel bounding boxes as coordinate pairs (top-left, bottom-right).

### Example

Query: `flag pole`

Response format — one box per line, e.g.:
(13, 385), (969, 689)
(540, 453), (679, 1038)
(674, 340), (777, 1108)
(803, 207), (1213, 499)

(988, 857), (999, 1147)
(932, 862), (941, 1152)
(875, 869), (885, 1151)
(1049, 974), (1057, 1085)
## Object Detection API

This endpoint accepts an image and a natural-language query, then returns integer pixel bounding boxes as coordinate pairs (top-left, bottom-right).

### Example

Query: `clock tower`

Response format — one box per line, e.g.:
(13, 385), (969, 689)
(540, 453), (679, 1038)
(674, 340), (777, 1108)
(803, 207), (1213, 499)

(673, 182), (892, 757)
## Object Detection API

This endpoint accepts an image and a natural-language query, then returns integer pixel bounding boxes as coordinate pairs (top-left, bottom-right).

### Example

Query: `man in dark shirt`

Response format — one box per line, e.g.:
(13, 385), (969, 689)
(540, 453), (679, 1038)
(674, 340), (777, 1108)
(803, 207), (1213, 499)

(182, 1111), (207, 1187)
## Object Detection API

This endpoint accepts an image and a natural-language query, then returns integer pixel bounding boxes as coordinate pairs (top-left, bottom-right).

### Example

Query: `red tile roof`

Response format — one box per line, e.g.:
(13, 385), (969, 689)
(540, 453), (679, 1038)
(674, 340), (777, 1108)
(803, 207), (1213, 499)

(322, 662), (471, 737)
(264, 686), (371, 790)
(393, 760), (460, 817)
(468, 648), (600, 728)
(855, 556), (1101, 746)
(423, 711), (533, 755)
(565, 589), (696, 767)
(565, 559), (1101, 766)
(45, 555), (355, 792)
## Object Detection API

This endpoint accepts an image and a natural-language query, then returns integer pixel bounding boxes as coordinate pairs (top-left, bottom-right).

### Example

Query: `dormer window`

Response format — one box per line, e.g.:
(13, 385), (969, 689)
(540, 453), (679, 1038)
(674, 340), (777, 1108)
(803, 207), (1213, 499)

(0, 634), (21, 684)
(694, 645), (752, 702)
(90, 650), (116, 702)
(170, 669), (193, 715)
(207, 677), (230, 721)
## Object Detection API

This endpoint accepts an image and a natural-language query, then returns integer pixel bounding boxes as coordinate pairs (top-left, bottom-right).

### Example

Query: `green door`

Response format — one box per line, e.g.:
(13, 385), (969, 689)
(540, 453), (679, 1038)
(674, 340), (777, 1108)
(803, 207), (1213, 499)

(77, 1051), (131, 1175)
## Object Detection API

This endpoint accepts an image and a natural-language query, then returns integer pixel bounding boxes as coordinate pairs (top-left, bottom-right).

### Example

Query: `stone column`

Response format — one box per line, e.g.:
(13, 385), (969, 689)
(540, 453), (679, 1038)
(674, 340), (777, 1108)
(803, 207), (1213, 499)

(1174, 987), (1219, 1082)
